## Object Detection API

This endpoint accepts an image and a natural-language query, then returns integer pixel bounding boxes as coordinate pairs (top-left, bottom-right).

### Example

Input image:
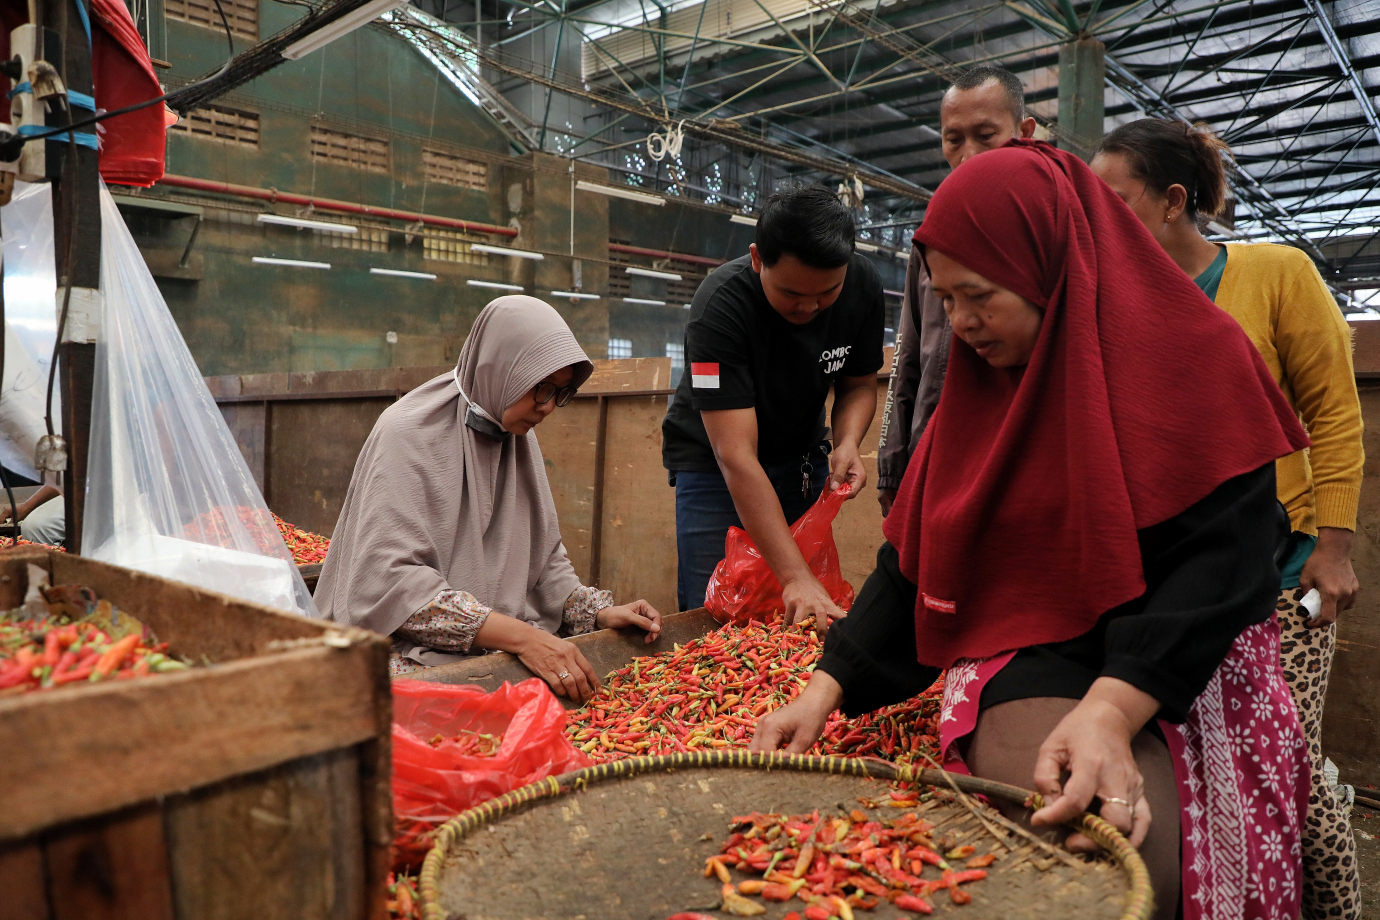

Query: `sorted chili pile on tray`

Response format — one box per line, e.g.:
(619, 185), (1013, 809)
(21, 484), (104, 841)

(273, 512), (330, 565)
(0, 571), (188, 694)
(0, 536), (63, 551)
(564, 622), (942, 763)
(425, 728), (504, 755)
(181, 505), (331, 565)
(705, 798), (993, 917)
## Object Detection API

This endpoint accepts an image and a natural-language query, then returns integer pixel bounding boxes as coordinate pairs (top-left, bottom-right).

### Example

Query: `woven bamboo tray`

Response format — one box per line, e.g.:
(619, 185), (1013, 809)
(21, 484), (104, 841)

(421, 751), (1152, 920)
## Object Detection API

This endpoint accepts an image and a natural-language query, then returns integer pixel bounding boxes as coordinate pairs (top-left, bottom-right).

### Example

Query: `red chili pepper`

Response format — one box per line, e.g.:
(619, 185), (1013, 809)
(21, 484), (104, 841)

(894, 894), (934, 914)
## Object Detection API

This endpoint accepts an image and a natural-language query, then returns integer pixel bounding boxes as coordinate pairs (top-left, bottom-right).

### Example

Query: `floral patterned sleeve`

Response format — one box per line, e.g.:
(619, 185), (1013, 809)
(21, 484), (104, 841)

(561, 585), (613, 637)
(395, 589), (494, 654)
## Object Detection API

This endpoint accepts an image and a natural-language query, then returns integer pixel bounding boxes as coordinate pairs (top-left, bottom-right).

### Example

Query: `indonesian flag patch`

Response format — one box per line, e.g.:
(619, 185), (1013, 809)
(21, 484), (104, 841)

(691, 362), (720, 389)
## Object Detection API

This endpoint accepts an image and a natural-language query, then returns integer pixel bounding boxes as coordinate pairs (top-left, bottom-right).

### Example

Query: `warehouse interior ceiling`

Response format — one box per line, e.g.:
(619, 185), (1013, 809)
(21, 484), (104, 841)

(187, 0), (1380, 302)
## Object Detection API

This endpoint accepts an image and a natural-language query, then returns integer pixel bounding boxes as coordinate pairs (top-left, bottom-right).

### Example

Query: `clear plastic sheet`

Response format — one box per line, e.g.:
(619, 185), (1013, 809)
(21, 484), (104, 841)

(0, 181), (59, 481)
(83, 184), (317, 617)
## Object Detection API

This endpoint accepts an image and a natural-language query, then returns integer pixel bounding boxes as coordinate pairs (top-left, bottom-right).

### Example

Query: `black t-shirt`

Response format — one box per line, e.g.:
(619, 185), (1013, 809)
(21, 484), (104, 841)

(662, 253), (885, 472)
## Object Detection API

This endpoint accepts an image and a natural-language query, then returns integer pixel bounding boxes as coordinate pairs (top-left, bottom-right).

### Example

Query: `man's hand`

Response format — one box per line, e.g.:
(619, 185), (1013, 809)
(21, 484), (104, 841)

(782, 573), (846, 635)
(878, 488), (896, 518)
(1299, 527), (1359, 627)
(828, 443), (866, 498)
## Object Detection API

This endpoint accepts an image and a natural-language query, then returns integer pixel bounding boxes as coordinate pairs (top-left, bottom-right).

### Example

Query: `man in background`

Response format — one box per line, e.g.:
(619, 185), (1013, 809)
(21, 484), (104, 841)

(877, 65), (1037, 515)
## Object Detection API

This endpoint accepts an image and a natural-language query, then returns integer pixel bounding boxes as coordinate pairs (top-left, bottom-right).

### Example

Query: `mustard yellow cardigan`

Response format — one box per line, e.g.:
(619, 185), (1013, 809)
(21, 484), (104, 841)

(1216, 243), (1363, 534)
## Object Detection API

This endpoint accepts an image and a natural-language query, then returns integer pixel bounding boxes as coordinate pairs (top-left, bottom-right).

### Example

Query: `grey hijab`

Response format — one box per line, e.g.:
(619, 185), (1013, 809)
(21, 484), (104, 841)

(315, 296), (594, 664)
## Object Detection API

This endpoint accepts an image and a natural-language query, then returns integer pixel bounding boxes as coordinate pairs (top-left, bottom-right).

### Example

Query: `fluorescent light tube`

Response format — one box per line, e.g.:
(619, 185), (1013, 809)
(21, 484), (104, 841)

(253, 256), (331, 269)
(575, 180), (665, 206)
(371, 268), (437, 280)
(258, 213), (358, 234)
(855, 241), (879, 253)
(623, 297), (667, 306)
(282, 0), (407, 60)
(625, 266), (683, 281)
(550, 290), (601, 300)
(467, 280), (525, 291)
(730, 214), (758, 226)
(883, 289), (904, 298)
(471, 243), (545, 260)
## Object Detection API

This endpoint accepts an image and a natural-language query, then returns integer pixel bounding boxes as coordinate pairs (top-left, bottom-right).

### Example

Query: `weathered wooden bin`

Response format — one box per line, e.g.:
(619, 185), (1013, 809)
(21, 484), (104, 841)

(0, 549), (393, 920)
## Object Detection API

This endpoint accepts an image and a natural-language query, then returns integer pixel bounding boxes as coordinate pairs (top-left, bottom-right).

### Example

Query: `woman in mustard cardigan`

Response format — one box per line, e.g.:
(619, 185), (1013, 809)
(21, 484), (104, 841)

(1093, 119), (1363, 920)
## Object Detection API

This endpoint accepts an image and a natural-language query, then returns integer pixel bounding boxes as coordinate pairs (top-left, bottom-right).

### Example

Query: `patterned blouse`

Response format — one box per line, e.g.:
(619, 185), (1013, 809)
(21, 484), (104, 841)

(389, 585), (613, 676)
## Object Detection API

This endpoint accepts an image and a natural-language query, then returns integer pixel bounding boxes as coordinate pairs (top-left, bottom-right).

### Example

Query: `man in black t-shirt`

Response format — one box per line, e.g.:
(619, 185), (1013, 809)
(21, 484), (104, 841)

(662, 186), (884, 627)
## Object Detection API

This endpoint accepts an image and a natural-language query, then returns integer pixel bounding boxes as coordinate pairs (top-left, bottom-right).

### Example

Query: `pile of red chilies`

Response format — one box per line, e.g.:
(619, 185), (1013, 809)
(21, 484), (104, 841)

(708, 803), (993, 918)
(426, 728), (504, 755)
(0, 616), (187, 693)
(180, 506), (331, 565)
(564, 622), (943, 763)
(272, 513), (330, 565)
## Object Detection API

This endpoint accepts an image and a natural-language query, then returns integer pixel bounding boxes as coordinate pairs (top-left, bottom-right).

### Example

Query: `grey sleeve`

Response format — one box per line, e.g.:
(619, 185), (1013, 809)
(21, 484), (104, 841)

(876, 245), (925, 491)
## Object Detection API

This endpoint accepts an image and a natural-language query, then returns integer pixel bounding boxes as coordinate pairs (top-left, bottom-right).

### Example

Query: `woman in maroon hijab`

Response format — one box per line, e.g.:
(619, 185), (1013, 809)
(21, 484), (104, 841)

(752, 141), (1310, 920)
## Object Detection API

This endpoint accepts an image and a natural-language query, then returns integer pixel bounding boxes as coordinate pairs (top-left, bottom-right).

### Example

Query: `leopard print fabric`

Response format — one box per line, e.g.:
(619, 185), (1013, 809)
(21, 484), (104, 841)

(1277, 587), (1361, 920)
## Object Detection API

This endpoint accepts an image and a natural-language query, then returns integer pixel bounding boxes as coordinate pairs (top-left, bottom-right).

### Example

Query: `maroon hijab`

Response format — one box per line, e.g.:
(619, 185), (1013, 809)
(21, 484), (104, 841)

(883, 140), (1308, 668)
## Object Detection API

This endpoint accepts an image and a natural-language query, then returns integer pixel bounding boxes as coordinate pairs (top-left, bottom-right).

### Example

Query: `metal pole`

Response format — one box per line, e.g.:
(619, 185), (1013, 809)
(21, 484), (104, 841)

(42, 0), (101, 552)
(1057, 36), (1105, 160)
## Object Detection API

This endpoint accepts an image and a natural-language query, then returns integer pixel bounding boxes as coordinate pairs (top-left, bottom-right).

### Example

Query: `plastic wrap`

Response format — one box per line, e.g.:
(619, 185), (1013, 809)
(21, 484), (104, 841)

(704, 484), (855, 624)
(0, 181), (59, 481)
(83, 184), (316, 617)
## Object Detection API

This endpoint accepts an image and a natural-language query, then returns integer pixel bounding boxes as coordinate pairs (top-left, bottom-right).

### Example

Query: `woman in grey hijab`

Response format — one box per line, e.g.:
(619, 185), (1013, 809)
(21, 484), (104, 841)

(316, 296), (661, 702)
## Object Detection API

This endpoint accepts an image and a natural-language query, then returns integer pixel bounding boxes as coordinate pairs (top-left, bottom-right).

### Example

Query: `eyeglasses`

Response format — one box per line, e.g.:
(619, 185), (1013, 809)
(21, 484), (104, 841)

(533, 380), (578, 407)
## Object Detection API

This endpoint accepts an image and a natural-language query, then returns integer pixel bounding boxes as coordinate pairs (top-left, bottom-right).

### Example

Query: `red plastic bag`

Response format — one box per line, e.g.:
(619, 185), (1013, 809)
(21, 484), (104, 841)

(704, 484), (855, 623)
(390, 678), (590, 867)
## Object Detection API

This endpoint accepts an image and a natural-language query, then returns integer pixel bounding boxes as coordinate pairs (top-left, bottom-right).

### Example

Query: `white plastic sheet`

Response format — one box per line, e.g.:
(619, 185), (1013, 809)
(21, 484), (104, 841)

(83, 184), (317, 617)
(0, 181), (59, 481)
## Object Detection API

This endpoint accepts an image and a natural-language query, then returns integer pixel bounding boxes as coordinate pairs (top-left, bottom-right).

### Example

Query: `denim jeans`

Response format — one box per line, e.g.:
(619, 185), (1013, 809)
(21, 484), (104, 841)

(673, 445), (830, 611)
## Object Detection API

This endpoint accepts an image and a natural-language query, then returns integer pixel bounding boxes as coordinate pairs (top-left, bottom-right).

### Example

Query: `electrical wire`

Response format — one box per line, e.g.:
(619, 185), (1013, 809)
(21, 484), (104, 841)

(0, 0), (237, 156)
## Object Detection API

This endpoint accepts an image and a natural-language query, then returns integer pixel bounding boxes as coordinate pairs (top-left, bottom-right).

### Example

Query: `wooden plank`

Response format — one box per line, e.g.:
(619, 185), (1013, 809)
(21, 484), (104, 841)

(411, 608), (721, 707)
(1349, 320), (1380, 378)
(0, 840), (49, 920)
(267, 397), (396, 536)
(598, 394), (677, 614)
(163, 750), (366, 920)
(827, 380), (888, 593)
(43, 552), (335, 663)
(44, 805), (174, 920)
(537, 398), (600, 582)
(1322, 381), (1380, 775)
(218, 401), (268, 494)
(0, 645), (382, 842)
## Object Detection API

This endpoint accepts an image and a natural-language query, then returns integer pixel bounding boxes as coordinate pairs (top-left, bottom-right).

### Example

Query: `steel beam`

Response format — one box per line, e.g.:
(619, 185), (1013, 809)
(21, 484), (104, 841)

(1301, 0), (1380, 149)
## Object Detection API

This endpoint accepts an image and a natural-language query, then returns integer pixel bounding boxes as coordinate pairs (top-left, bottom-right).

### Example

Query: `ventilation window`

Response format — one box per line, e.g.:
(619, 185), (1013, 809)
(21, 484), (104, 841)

(423, 229), (490, 265)
(608, 338), (633, 360)
(315, 226), (389, 253)
(423, 147), (489, 190)
(665, 342), (684, 371)
(166, 0), (257, 40)
(310, 126), (389, 174)
(167, 105), (259, 146)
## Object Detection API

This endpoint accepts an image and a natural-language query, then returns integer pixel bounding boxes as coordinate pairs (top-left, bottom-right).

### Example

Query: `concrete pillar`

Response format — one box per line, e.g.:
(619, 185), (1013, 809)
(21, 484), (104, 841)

(1057, 37), (1106, 160)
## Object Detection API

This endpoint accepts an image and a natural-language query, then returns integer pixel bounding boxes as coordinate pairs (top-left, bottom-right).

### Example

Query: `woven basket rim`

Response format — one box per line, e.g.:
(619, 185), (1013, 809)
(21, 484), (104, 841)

(418, 750), (1153, 920)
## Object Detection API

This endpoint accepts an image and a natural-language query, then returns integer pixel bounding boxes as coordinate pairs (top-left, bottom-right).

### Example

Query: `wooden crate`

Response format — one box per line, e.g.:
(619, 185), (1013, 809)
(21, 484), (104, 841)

(0, 550), (393, 920)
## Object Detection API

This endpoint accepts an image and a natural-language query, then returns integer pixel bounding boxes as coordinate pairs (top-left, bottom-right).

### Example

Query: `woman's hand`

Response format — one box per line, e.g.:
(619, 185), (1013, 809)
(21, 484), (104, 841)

(1299, 527), (1359, 627)
(1030, 678), (1160, 850)
(513, 628), (601, 704)
(782, 574), (847, 636)
(750, 671), (843, 753)
(596, 600), (663, 644)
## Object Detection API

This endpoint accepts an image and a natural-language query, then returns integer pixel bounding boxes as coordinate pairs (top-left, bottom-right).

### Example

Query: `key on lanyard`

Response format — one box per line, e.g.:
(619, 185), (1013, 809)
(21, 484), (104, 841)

(800, 457), (813, 498)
